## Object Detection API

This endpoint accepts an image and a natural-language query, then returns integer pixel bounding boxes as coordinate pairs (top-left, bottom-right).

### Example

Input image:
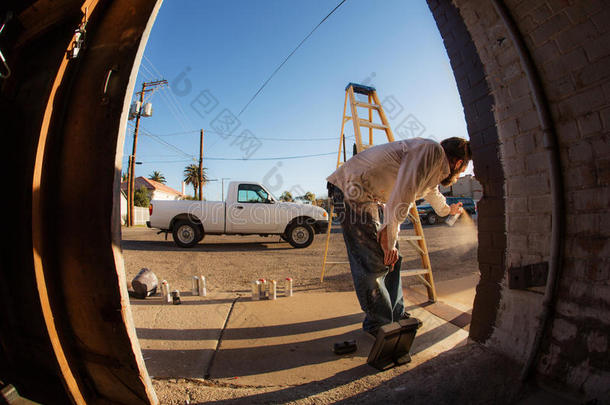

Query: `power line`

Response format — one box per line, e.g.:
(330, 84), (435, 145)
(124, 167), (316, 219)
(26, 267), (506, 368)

(237, 0), (347, 117)
(136, 127), (341, 141)
(125, 151), (336, 163)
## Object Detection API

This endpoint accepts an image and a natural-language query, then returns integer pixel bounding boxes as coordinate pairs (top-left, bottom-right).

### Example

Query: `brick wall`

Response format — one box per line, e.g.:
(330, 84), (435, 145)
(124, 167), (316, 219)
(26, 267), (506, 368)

(427, 0), (508, 345)
(428, 0), (610, 399)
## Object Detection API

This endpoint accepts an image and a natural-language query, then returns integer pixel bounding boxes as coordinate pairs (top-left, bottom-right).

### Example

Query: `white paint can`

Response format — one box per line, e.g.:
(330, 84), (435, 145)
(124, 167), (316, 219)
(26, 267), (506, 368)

(285, 277), (293, 297)
(198, 276), (207, 296)
(269, 280), (277, 300)
(191, 276), (199, 295)
(161, 280), (171, 304)
(251, 280), (260, 301)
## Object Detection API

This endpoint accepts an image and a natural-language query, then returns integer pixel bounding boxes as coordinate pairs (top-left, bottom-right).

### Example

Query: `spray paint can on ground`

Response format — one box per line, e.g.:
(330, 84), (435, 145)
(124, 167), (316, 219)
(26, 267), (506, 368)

(251, 280), (261, 300)
(191, 276), (200, 295)
(172, 290), (181, 305)
(269, 280), (277, 300)
(198, 276), (207, 296)
(258, 278), (267, 299)
(285, 277), (293, 297)
(161, 280), (171, 304)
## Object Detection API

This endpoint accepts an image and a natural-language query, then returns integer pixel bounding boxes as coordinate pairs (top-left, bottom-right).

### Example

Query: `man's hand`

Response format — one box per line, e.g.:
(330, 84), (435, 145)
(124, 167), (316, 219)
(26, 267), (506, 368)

(378, 227), (399, 270)
(449, 202), (463, 216)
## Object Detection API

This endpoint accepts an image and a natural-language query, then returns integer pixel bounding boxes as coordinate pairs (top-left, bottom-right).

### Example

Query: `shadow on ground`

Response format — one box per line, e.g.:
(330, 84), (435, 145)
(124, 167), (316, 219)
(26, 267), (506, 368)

(121, 239), (292, 252)
(192, 344), (524, 405)
(137, 313), (364, 341)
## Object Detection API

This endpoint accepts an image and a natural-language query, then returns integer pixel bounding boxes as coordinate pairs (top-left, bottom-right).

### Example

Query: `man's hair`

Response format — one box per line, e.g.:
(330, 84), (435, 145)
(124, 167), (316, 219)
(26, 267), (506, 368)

(441, 137), (471, 169)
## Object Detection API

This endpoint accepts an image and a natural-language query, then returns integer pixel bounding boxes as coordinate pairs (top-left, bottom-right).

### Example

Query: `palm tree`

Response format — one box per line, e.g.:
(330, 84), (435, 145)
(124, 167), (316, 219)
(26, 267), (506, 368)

(148, 171), (166, 184)
(183, 164), (208, 198)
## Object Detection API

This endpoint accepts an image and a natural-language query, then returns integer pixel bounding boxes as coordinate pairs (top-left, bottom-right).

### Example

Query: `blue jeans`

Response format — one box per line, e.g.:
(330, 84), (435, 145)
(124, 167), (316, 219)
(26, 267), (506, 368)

(328, 183), (405, 334)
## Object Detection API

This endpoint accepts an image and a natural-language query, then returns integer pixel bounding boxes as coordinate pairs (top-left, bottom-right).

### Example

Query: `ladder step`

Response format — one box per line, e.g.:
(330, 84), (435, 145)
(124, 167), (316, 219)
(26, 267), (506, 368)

(326, 261), (349, 264)
(354, 101), (381, 110)
(346, 82), (376, 95)
(358, 119), (388, 130)
(401, 269), (430, 276)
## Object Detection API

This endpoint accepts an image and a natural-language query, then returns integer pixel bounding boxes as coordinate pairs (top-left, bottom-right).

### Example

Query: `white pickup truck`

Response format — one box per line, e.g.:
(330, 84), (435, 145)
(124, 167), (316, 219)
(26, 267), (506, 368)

(147, 181), (329, 248)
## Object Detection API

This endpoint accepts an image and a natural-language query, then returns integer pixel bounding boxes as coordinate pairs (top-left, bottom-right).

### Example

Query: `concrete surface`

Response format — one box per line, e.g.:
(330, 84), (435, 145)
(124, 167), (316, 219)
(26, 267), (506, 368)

(207, 289), (469, 386)
(130, 292), (235, 378)
(132, 275), (485, 403)
(411, 273), (479, 313)
(132, 275), (476, 385)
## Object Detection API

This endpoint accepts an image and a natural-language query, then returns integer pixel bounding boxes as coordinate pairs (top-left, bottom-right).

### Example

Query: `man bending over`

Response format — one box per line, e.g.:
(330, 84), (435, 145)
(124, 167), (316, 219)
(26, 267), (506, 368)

(326, 137), (471, 335)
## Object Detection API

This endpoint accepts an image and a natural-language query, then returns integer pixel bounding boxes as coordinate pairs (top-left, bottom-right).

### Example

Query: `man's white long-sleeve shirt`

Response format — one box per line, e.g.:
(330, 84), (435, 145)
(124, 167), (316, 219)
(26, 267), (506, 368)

(327, 138), (451, 252)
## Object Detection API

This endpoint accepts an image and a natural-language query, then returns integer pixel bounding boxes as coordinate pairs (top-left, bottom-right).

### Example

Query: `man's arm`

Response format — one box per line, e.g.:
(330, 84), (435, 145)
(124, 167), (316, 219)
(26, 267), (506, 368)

(423, 186), (463, 217)
(423, 186), (450, 217)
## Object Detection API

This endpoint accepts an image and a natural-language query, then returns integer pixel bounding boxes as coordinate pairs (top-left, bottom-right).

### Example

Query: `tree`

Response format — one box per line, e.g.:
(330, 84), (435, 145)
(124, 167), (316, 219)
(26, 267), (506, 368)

(183, 164), (208, 198)
(133, 186), (152, 207)
(303, 191), (315, 202)
(121, 171), (128, 182)
(149, 171), (166, 184)
(280, 191), (293, 202)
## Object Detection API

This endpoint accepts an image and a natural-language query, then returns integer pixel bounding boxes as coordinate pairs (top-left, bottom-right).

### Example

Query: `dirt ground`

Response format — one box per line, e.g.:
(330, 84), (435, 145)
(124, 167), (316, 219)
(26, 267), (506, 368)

(121, 217), (479, 295)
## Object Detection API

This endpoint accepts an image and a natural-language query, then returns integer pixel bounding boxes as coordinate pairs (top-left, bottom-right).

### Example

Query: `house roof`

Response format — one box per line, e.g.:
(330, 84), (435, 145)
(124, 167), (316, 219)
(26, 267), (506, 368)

(121, 177), (183, 197)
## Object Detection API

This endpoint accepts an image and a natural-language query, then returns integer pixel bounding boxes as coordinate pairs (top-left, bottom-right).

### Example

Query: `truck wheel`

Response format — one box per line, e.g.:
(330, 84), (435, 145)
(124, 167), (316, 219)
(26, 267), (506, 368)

(172, 220), (200, 248)
(286, 223), (314, 248)
(427, 214), (438, 225)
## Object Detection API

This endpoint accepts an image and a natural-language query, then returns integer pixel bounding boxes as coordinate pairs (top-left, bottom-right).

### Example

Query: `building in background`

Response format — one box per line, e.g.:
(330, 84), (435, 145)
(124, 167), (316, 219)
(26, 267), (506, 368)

(440, 174), (482, 201)
(120, 177), (184, 225)
(121, 177), (184, 201)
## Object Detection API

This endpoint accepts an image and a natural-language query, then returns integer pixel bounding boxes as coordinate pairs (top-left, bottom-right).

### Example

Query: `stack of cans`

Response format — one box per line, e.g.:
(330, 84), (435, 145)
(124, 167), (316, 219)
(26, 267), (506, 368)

(250, 277), (292, 300)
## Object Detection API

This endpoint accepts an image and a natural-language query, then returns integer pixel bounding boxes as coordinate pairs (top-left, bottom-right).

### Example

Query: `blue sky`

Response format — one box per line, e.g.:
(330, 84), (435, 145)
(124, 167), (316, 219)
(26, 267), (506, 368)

(124, 0), (468, 201)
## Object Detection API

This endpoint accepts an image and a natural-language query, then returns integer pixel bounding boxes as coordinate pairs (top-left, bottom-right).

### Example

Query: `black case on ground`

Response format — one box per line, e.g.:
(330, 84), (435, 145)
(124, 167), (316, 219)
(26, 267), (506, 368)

(333, 340), (357, 355)
(366, 317), (422, 371)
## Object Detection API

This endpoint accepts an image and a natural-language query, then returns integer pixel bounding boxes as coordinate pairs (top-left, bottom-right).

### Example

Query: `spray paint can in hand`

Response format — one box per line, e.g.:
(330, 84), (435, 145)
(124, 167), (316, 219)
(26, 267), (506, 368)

(198, 276), (207, 296)
(445, 212), (462, 227)
(251, 280), (261, 301)
(285, 277), (293, 297)
(161, 280), (171, 304)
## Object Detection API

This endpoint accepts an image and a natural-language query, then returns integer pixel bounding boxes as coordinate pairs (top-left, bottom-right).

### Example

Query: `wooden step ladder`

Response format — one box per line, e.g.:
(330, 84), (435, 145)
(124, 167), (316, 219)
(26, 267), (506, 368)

(320, 83), (437, 302)
(399, 207), (437, 302)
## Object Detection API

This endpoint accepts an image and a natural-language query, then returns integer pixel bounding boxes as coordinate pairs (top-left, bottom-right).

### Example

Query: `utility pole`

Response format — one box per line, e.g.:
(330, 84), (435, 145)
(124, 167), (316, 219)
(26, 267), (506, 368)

(127, 79), (167, 226)
(199, 129), (204, 201)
